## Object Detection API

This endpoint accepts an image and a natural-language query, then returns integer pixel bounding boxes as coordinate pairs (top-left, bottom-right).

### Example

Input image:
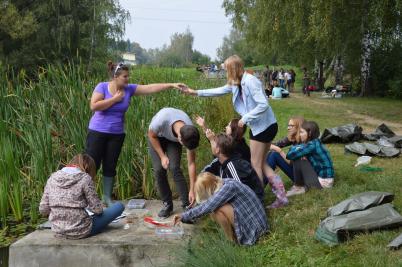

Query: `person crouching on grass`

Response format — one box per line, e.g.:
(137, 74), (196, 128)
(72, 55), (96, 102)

(174, 172), (268, 245)
(39, 154), (124, 239)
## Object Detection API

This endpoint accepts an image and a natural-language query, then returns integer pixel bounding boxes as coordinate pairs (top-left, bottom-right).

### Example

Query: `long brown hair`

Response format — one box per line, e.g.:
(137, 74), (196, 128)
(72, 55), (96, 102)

(68, 154), (97, 180)
(301, 121), (320, 142)
(287, 116), (305, 143)
(229, 118), (247, 141)
(224, 55), (244, 85)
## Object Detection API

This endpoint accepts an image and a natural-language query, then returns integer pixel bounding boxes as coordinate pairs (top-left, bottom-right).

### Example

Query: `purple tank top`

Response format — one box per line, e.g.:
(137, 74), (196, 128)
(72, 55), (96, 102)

(88, 82), (138, 134)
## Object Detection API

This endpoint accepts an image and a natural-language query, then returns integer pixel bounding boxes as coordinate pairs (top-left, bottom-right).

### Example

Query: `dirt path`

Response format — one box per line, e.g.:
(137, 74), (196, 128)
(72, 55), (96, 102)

(291, 93), (402, 135)
(345, 111), (402, 135)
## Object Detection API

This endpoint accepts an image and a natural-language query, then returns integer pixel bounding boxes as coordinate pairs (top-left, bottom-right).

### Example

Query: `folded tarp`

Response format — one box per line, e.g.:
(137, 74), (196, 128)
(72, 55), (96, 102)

(386, 135), (402, 148)
(345, 142), (400, 157)
(327, 191), (394, 217)
(364, 124), (396, 141)
(388, 233), (402, 250)
(321, 123), (363, 143)
(316, 203), (402, 246)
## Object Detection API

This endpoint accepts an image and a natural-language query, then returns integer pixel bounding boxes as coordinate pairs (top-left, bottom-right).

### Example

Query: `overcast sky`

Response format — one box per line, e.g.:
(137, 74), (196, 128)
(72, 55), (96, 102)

(119, 0), (232, 60)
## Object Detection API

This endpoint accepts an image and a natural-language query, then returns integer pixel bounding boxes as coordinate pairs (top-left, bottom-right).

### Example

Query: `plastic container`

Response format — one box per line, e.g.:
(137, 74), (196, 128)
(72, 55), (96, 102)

(355, 156), (372, 167)
(127, 199), (146, 209)
(155, 226), (184, 238)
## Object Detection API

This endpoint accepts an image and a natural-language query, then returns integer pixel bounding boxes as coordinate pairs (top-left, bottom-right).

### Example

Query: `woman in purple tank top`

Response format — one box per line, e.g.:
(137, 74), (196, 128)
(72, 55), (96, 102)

(86, 61), (184, 206)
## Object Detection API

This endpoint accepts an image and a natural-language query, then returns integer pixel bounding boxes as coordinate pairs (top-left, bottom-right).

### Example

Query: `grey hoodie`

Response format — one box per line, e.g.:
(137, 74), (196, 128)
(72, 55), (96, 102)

(39, 167), (103, 239)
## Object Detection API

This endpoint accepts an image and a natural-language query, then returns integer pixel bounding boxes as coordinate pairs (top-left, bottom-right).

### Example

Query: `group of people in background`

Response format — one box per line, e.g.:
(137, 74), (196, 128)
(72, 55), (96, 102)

(262, 66), (296, 97)
(39, 56), (334, 246)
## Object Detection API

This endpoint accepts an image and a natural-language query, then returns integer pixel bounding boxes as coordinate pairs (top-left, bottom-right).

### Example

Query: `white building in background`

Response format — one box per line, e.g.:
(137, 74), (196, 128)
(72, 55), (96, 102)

(122, 52), (136, 65)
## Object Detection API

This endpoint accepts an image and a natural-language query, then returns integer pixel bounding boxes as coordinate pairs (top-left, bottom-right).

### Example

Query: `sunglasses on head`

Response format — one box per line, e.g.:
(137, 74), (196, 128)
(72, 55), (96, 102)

(114, 63), (125, 76)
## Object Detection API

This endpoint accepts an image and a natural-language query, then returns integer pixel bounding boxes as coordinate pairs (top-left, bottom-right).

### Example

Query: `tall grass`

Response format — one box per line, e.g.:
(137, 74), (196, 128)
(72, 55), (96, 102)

(0, 63), (226, 228)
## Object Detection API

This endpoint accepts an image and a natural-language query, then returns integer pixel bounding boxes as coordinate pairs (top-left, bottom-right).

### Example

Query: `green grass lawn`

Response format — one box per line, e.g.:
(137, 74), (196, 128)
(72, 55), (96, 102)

(180, 91), (402, 267)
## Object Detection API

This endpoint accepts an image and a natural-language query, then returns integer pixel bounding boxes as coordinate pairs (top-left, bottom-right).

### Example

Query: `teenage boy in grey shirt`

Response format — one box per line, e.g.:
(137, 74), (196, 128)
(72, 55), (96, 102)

(148, 107), (200, 218)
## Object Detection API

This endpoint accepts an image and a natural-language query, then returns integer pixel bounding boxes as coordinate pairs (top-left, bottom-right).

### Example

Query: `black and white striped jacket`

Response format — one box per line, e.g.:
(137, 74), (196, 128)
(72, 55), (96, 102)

(202, 154), (264, 202)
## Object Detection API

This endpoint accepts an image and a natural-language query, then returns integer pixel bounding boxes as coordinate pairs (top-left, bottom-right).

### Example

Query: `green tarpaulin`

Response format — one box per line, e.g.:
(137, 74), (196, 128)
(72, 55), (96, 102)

(316, 192), (402, 246)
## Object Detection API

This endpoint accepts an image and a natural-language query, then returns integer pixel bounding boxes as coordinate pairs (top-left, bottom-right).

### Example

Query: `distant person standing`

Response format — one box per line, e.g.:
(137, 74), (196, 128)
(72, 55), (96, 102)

(302, 68), (310, 96)
(289, 69), (296, 92)
(284, 70), (292, 91)
(278, 68), (285, 88)
(262, 65), (272, 90)
(271, 68), (278, 86)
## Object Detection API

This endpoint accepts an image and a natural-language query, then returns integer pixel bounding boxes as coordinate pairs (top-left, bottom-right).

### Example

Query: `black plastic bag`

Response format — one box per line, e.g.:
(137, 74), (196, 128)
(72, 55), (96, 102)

(364, 123), (396, 141)
(321, 123), (363, 143)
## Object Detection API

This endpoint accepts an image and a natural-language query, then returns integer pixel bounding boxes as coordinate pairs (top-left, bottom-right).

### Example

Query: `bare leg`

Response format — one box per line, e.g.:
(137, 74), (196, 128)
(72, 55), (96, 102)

(264, 164), (276, 178)
(210, 204), (236, 243)
(250, 139), (270, 184)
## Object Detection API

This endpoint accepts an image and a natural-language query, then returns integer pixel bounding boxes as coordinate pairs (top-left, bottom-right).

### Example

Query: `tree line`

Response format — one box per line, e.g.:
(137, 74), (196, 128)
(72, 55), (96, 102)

(221, 0), (402, 97)
(113, 29), (211, 67)
(0, 0), (129, 72)
(0, 2), (212, 74)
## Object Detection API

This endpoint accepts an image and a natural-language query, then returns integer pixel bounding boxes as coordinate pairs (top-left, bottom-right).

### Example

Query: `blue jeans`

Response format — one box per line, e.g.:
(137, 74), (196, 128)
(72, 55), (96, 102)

(90, 202), (125, 236)
(279, 79), (285, 88)
(266, 151), (294, 181)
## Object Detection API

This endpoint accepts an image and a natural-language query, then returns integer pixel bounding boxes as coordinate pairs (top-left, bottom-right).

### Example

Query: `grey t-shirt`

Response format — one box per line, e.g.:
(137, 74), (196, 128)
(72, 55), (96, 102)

(149, 107), (193, 142)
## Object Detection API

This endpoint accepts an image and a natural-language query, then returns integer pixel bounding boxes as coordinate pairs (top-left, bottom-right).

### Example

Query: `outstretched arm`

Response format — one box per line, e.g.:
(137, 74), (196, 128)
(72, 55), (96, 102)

(134, 83), (185, 95)
(182, 85), (232, 97)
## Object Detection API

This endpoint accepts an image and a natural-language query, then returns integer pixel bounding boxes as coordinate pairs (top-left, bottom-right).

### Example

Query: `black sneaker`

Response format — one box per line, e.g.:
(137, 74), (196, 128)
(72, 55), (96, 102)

(158, 202), (173, 218)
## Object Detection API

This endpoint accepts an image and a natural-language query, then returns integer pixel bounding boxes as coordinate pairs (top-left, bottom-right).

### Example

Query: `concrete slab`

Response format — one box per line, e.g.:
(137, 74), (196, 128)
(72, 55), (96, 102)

(10, 200), (196, 267)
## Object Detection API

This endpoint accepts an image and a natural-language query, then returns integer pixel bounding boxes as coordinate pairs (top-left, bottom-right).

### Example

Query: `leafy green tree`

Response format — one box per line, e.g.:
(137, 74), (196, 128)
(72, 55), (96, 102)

(223, 0), (402, 96)
(1, 0), (129, 71)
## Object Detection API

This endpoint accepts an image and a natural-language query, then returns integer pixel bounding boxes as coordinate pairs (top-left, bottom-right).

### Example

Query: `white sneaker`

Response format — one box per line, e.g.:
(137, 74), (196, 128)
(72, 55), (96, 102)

(286, 186), (306, 197)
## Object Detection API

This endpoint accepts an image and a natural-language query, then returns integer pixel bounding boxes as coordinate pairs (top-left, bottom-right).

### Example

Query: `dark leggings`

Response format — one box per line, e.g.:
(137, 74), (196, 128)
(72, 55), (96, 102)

(266, 151), (294, 181)
(292, 159), (322, 189)
(85, 130), (125, 177)
(148, 137), (189, 207)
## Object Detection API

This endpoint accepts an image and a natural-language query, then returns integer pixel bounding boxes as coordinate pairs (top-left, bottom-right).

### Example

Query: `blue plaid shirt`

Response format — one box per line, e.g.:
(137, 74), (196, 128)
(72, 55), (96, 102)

(181, 179), (268, 245)
(286, 139), (334, 178)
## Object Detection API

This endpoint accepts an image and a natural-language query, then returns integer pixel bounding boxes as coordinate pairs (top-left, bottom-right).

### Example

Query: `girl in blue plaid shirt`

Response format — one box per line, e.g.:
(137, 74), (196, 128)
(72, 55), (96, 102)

(286, 121), (334, 196)
(174, 172), (268, 245)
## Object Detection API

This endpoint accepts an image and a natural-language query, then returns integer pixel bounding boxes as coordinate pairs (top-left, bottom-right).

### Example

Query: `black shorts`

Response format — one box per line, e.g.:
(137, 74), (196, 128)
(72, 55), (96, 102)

(249, 123), (278, 143)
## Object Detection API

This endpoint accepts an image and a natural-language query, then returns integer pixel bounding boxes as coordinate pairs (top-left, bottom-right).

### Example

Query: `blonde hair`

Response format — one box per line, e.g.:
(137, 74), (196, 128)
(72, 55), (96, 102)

(287, 116), (305, 143)
(69, 154), (97, 180)
(195, 172), (223, 204)
(224, 55), (244, 85)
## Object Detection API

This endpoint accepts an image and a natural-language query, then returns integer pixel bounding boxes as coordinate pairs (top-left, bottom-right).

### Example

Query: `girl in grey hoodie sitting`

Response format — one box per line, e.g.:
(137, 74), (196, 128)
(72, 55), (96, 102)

(39, 154), (124, 239)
